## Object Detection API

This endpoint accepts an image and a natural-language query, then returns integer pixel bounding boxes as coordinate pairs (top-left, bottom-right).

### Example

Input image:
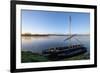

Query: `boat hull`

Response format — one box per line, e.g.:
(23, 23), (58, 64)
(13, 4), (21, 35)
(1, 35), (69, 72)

(42, 45), (87, 61)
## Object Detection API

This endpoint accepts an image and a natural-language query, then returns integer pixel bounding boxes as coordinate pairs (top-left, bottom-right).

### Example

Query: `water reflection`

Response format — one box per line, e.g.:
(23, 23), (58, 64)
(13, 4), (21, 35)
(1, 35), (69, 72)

(21, 35), (90, 55)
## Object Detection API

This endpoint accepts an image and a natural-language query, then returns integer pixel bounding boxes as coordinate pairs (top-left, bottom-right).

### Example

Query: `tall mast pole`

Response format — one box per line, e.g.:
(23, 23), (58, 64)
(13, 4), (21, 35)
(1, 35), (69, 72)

(69, 16), (71, 46)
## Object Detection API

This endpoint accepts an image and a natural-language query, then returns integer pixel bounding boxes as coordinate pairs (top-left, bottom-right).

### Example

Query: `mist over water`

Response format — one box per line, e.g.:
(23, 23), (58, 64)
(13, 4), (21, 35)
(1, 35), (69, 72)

(22, 35), (90, 56)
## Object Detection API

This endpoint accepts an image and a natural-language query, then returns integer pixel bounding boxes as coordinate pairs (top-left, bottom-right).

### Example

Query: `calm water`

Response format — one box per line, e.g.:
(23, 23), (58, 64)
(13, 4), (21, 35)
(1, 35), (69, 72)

(22, 35), (90, 55)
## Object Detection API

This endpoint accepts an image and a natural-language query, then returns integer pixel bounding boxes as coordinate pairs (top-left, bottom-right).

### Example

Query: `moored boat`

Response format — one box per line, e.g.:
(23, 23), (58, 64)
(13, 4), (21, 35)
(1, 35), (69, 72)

(42, 45), (87, 60)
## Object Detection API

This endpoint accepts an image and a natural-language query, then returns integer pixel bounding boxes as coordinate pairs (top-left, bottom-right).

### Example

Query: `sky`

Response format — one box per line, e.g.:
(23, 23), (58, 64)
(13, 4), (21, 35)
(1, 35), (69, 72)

(21, 10), (90, 34)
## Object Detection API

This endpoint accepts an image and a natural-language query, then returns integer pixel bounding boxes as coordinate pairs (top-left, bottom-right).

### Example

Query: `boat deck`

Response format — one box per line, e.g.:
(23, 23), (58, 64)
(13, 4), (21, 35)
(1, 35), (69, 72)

(42, 45), (87, 61)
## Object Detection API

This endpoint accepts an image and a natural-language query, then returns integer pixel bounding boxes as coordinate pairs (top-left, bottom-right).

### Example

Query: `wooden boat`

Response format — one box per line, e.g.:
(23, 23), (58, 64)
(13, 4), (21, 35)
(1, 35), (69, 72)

(43, 45), (87, 55)
(42, 45), (87, 60)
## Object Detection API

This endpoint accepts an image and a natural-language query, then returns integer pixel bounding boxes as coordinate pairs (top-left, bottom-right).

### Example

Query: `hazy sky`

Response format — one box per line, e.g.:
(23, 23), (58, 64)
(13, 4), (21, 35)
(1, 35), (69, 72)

(21, 10), (90, 34)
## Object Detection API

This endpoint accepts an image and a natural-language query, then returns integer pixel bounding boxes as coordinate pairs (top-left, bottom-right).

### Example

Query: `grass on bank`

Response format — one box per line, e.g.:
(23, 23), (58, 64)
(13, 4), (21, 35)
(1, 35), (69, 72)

(21, 51), (89, 63)
(63, 53), (90, 61)
(21, 51), (49, 63)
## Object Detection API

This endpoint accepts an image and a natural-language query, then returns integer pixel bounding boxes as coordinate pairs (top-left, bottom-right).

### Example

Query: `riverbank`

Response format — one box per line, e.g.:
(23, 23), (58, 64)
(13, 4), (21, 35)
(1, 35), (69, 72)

(21, 51), (89, 63)
(21, 51), (49, 63)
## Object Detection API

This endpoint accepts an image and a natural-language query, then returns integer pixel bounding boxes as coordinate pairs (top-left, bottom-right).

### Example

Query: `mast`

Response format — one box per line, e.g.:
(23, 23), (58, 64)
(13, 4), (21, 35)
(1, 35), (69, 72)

(69, 16), (82, 45)
(64, 16), (83, 46)
(69, 16), (71, 46)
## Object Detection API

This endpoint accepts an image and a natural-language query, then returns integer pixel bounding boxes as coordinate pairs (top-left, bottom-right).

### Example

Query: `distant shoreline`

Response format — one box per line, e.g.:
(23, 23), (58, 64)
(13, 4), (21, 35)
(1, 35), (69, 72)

(21, 34), (90, 36)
